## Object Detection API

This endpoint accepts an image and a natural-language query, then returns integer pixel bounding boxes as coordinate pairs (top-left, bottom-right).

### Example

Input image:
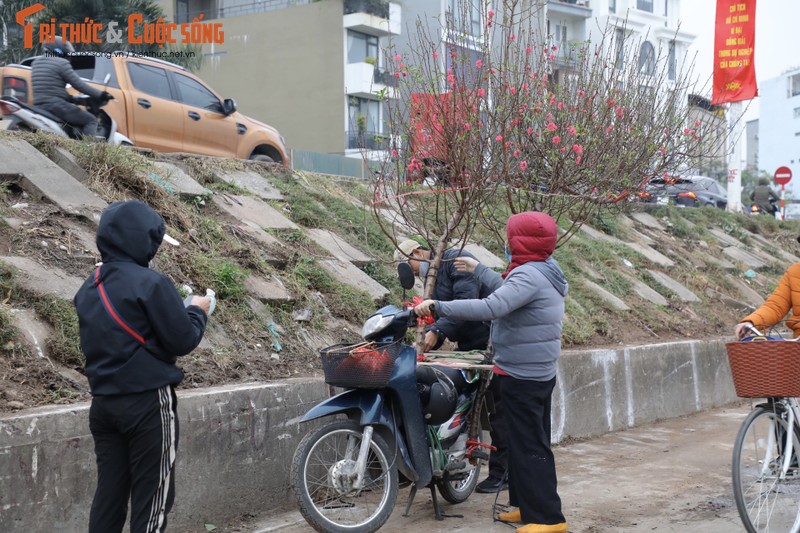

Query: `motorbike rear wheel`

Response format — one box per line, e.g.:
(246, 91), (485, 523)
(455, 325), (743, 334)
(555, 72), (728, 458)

(291, 419), (399, 533)
(435, 426), (483, 504)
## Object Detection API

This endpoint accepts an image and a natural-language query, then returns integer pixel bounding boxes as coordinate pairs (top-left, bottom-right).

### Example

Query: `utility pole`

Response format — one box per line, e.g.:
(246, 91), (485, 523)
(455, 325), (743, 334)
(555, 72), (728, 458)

(726, 100), (744, 214)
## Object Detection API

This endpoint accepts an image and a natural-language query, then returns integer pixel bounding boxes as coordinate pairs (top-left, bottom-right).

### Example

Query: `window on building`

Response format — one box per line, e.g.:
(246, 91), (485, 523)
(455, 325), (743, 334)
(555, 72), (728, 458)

(609, 0), (616, 13)
(347, 30), (379, 65)
(668, 41), (676, 80)
(615, 28), (625, 67)
(639, 41), (655, 75)
(791, 74), (800, 97)
(664, 0), (669, 16)
(794, 107), (800, 119)
(127, 62), (172, 100)
(554, 24), (568, 53)
(349, 97), (381, 134)
(447, 0), (482, 39)
(637, 0), (654, 12)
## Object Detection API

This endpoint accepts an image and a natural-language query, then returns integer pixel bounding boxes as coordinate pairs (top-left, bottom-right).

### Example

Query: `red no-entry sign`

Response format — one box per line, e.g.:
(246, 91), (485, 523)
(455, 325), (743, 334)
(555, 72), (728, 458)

(774, 166), (793, 186)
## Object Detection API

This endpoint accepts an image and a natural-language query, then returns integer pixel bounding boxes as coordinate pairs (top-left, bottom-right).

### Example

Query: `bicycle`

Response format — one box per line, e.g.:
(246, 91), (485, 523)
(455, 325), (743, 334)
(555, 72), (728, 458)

(729, 324), (800, 532)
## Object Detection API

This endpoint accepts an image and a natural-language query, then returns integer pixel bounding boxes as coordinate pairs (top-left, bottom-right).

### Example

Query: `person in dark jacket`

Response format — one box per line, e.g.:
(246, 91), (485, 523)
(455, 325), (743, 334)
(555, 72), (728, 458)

(750, 176), (779, 215)
(414, 211), (569, 533)
(74, 200), (211, 533)
(31, 37), (110, 138)
(395, 239), (508, 493)
(394, 239), (491, 352)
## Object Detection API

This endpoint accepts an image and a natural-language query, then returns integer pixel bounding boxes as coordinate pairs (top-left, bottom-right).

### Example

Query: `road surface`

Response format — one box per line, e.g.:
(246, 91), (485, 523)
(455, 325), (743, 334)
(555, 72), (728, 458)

(205, 401), (755, 533)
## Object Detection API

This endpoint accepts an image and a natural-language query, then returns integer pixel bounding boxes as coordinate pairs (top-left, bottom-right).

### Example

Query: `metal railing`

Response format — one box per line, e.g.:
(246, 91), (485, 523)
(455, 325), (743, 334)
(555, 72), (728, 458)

(343, 0), (389, 19)
(176, 0), (311, 23)
(290, 148), (368, 179)
(373, 67), (398, 88)
(347, 130), (389, 151)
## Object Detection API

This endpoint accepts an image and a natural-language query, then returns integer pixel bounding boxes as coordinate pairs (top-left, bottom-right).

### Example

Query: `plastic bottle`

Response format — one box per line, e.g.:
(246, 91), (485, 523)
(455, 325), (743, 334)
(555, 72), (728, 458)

(206, 288), (216, 316)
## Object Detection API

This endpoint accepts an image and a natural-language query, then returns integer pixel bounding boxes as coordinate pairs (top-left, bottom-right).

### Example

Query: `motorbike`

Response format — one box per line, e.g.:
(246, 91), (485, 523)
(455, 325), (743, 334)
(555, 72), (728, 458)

(0, 74), (131, 145)
(748, 198), (778, 217)
(290, 262), (492, 533)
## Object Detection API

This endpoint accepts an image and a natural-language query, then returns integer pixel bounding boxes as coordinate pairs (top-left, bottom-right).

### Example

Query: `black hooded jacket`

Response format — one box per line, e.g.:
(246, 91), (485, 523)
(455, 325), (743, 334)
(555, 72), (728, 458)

(427, 247), (491, 351)
(74, 200), (207, 395)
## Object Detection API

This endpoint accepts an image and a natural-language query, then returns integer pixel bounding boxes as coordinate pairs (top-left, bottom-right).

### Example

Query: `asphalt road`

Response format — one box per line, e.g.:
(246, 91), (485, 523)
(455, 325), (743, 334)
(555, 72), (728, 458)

(226, 401), (754, 533)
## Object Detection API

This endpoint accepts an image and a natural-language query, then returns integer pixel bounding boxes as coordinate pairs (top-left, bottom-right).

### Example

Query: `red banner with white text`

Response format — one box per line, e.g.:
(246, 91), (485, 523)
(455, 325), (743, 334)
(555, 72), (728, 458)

(712, 0), (758, 104)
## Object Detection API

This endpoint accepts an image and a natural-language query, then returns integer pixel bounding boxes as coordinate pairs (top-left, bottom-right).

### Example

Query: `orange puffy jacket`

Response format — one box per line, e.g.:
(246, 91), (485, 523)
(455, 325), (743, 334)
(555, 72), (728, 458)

(741, 263), (800, 337)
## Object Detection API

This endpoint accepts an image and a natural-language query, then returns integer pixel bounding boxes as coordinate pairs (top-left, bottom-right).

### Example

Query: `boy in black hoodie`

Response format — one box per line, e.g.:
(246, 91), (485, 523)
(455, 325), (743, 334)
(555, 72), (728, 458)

(74, 200), (210, 533)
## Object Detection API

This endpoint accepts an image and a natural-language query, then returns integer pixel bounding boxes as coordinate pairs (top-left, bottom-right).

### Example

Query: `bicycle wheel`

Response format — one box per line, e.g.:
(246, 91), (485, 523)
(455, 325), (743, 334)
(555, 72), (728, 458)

(732, 404), (800, 532)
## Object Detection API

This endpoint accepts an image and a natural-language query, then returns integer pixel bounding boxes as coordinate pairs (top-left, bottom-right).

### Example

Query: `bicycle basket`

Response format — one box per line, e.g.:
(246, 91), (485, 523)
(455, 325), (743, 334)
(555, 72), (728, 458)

(726, 340), (800, 397)
(319, 342), (402, 389)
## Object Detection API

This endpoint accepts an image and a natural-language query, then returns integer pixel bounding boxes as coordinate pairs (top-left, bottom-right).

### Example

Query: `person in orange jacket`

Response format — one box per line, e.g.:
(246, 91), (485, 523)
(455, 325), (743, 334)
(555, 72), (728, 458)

(735, 248), (800, 339)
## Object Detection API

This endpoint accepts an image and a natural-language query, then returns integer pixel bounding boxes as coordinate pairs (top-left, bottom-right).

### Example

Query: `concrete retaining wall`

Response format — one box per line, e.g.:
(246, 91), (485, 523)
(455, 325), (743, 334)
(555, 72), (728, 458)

(0, 338), (737, 532)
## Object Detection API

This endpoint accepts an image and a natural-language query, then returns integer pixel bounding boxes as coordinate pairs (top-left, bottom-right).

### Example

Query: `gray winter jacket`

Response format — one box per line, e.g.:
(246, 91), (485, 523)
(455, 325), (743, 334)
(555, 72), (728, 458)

(434, 258), (568, 380)
(32, 56), (103, 105)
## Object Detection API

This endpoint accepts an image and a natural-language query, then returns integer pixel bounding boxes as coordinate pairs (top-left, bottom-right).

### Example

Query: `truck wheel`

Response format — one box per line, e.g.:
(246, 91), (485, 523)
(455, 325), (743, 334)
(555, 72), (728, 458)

(249, 154), (274, 163)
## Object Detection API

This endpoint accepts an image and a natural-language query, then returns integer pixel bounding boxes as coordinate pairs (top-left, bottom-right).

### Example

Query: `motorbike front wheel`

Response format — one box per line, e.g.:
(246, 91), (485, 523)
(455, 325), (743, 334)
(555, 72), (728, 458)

(291, 419), (399, 533)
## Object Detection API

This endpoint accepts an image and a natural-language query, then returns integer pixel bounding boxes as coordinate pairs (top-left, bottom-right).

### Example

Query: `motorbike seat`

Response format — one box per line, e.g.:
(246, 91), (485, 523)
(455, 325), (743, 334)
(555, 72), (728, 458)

(2, 97), (66, 126)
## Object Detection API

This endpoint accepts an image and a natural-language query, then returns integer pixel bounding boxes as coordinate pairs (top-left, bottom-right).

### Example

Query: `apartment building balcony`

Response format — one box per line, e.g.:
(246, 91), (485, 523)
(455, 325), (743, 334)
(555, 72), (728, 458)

(548, 0), (591, 20)
(345, 62), (397, 99)
(343, 0), (401, 37)
(347, 129), (389, 151)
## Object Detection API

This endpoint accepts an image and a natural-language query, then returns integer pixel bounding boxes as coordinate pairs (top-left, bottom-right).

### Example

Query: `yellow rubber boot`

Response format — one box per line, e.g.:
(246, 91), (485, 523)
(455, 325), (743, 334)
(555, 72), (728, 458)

(497, 509), (522, 523)
(515, 523), (568, 533)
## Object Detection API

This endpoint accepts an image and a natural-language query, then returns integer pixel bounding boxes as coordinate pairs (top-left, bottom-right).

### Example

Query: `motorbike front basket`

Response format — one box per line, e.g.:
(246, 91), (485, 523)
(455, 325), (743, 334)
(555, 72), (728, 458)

(319, 341), (402, 389)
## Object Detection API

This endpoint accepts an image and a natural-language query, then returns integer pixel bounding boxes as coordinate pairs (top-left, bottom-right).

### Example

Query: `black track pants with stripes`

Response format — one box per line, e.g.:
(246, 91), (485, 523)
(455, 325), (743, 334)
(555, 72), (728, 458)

(88, 385), (179, 533)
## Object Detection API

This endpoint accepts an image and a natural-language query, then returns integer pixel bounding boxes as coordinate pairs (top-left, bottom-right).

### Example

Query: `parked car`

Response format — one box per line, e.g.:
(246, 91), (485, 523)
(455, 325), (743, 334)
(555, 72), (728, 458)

(638, 175), (727, 209)
(0, 52), (288, 164)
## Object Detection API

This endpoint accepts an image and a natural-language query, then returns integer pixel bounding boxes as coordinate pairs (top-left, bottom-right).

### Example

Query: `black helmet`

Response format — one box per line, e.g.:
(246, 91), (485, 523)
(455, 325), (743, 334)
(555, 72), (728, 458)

(44, 37), (75, 57)
(416, 366), (457, 425)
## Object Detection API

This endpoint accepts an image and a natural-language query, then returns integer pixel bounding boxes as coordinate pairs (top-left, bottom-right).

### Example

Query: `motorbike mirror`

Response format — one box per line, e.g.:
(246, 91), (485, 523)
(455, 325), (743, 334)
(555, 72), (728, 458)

(397, 262), (415, 290)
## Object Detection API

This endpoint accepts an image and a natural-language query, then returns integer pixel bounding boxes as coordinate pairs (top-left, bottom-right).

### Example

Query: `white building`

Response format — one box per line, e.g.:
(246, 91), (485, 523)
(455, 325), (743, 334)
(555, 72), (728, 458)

(756, 68), (800, 199)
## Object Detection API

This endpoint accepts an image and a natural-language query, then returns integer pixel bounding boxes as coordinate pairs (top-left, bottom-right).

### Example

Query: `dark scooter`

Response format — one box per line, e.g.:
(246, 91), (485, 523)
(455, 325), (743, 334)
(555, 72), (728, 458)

(290, 263), (492, 533)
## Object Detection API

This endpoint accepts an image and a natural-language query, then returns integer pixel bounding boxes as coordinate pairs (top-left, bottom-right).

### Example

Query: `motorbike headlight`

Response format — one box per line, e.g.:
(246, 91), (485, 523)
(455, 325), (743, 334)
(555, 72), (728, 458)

(361, 313), (393, 339)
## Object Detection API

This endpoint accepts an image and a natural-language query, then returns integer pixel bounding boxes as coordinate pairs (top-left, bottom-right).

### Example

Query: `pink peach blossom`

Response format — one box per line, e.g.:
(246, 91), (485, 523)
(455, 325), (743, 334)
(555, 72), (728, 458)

(576, 156), (582, 165)
(513, 149), (521, 158)
(520, 160), (528, 170)
(572, 144), (583, 154)
(433, 51), (439, 59)
(527, 127), (533, 135)
(478, 88), (486, 97)
(557, 102), (564, 110)
(546, 122), (557, 131)
(495, 135), (503, 142)
(394, 55), (402, 62)
(488, 9), (495, 18)
(476, 59), (483, 68)
(567, 126), (577, 136)
(552, 135), (561, 144)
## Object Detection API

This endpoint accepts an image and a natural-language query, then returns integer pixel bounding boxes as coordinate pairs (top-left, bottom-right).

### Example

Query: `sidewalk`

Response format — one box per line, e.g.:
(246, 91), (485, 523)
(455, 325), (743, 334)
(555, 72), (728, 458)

(208, 401), (751, 533)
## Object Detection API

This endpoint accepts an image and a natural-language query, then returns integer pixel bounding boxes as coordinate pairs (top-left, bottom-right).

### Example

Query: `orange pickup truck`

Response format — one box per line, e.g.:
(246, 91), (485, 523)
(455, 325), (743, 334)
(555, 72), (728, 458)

(0, 53), (288, 164)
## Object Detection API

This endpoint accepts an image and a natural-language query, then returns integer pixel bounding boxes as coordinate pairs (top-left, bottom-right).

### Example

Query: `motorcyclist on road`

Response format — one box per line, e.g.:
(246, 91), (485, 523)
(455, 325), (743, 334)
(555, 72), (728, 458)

(31, 37), (111, 138)
(750, 176), (780, 215)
